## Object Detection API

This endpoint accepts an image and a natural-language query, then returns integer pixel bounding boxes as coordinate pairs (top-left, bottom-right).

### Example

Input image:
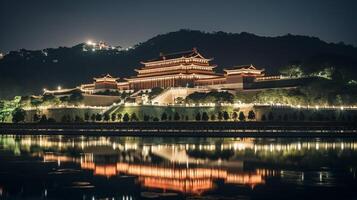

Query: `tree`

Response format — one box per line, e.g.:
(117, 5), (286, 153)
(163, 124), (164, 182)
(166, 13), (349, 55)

(12, 108), (26, 123)
(74, 115), (83, 123)
(104, 113), (110, 121)
(40, 114), (48, 123)
(123, 113), (130, 122)
(95, 113), (102, 121)
(161, 112), (168, 121)
(117, 113), (123, 122)
(174, 112), (180, 121)
(91, 114), (96, 122)
(238, 112), (246, 121)
(61, 115), (70, 123)
(111, 113), (116, 122)
(218, 111), (223, 121)
(248, 110), (255, 121)
(202, 112), (209, 121)
(33, 113), (40, 122)
(143, 114), (150, 122)
(268, 112), (274, 121)
(223, 111), (229, 121)
(210, 114), (216, 121)
(232, 112), (238, 121)
(131, 113), (138, 121)
(195, 113), (201, 121)
(153, 117), (159, 121)
(84, 113), (90, 121)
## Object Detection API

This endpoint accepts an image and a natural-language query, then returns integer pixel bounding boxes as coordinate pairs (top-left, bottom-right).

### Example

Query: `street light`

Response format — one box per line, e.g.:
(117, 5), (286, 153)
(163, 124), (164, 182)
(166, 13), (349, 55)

(57, 86), (61, 90)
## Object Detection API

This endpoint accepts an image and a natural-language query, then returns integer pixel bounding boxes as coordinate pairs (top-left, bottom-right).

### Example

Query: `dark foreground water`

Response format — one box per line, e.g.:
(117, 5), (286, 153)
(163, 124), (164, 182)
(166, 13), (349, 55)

(0, 135), (357, 200)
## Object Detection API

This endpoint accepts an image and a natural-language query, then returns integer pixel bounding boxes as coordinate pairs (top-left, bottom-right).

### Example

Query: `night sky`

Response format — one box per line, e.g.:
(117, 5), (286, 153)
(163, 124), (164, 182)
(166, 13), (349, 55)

(1, 0), (357, 52)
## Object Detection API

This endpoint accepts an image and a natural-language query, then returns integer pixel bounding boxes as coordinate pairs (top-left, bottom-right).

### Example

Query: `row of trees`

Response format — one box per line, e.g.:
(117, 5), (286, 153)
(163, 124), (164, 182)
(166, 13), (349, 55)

(31, 112), (140, 123)
(14, 109), (357, 123)
(132, 111), (255, 122)
(260, 111), (357, 122)
(29, 110), (256, 123)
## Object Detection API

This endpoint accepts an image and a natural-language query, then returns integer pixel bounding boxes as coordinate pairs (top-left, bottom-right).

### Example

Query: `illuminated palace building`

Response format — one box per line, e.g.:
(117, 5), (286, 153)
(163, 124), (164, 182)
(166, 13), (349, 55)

(44, 48), (289, 95)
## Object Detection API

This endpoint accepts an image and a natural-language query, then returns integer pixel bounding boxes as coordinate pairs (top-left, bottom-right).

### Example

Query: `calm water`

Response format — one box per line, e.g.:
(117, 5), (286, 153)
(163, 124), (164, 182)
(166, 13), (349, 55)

(0, 135), (357, 200)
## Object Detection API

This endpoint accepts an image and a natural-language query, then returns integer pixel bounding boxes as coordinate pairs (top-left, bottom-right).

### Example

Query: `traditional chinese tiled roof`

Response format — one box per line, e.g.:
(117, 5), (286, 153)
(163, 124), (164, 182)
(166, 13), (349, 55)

(93, 74), (119, 82)
(143, 48), (210, 63)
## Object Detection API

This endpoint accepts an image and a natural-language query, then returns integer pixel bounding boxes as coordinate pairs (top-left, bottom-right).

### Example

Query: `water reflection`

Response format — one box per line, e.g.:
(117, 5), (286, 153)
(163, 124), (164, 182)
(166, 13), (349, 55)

(0, 135), (357, 199)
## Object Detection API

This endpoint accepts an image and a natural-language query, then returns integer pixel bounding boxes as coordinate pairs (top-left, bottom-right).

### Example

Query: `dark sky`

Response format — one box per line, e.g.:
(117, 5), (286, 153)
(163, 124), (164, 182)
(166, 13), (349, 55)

(1, 0), (357, 52)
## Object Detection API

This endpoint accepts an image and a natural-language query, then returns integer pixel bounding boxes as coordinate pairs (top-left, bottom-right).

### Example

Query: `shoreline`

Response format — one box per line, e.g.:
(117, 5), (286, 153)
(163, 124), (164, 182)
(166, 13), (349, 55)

(1, 121), (356, 137)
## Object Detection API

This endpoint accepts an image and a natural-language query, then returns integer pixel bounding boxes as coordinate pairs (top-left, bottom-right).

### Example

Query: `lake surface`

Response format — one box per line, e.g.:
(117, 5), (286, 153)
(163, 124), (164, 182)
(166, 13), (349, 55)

(0, 135), (357, 200)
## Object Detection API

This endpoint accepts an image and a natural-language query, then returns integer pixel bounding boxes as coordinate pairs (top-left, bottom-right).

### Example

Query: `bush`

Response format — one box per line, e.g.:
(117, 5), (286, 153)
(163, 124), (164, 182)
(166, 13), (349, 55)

(103, 113), (110, 121)
(40, 114), (48, 123)
(61, 115), (71, 123)
(218, 111), (223, 121)
(248, 110), (255, 121)
(143, 114), (150, 122)
(84, 113), (90, 121)
(174, 112), (180, 121)
(74, 115), (83, 123)
(111, 113), (116, 121)
(130, 113), (138, 121)
(202, 112), (209, 121)
(161, 112), (168, 121)
(195, 113), (201, 121)
(232, 112), (238, 121)
(91, 114), (96, 122)
(33, 113), (40, 122)
(238, 112), (246, 121)
(223, 111), (229, 121)
(116, 113), (122, 121)
(95, 113), (102, 121)
(12, 108), (26, 123)
(123, 113), (130, 122)
(210, 114), (216, 121)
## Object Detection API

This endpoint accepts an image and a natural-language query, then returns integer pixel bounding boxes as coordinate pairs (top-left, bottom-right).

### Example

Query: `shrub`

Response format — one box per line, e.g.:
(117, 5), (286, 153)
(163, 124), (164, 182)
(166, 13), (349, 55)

(248, 110), (255, 121)
(238, 112), (246, 121)
(123, 113), (130, 122)
(202, 112), (209, 121)
(195, 113), (201, 121)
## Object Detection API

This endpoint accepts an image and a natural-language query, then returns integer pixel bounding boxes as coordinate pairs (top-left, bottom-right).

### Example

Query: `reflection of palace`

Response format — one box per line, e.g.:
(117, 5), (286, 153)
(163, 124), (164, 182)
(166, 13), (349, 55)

(43, 154), (264, 194)
(2, 135), (357, 194)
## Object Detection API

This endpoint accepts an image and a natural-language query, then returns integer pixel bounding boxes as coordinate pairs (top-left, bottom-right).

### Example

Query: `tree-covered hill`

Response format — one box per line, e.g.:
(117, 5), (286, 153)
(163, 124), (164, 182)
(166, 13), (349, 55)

(0, 29), (356, 99)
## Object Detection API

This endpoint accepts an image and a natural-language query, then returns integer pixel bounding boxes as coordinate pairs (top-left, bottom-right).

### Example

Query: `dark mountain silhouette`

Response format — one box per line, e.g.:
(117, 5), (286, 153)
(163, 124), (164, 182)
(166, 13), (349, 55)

(0, 29), (356, 99)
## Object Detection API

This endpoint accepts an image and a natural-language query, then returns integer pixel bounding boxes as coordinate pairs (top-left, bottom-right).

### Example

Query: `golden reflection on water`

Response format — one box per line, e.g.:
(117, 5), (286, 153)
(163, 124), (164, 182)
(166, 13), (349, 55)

(1, 135), (357, 194)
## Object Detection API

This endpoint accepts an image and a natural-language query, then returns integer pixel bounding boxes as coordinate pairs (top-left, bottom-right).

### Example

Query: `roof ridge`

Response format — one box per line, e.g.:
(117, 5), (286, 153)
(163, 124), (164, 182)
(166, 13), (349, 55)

(161, 49), (195, 57)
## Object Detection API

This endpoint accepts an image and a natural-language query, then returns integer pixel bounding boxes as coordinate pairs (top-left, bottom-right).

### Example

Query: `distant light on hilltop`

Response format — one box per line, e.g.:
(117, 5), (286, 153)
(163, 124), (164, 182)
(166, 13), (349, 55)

(83, 40), (120, 52)
(86, 40), (95, 46)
